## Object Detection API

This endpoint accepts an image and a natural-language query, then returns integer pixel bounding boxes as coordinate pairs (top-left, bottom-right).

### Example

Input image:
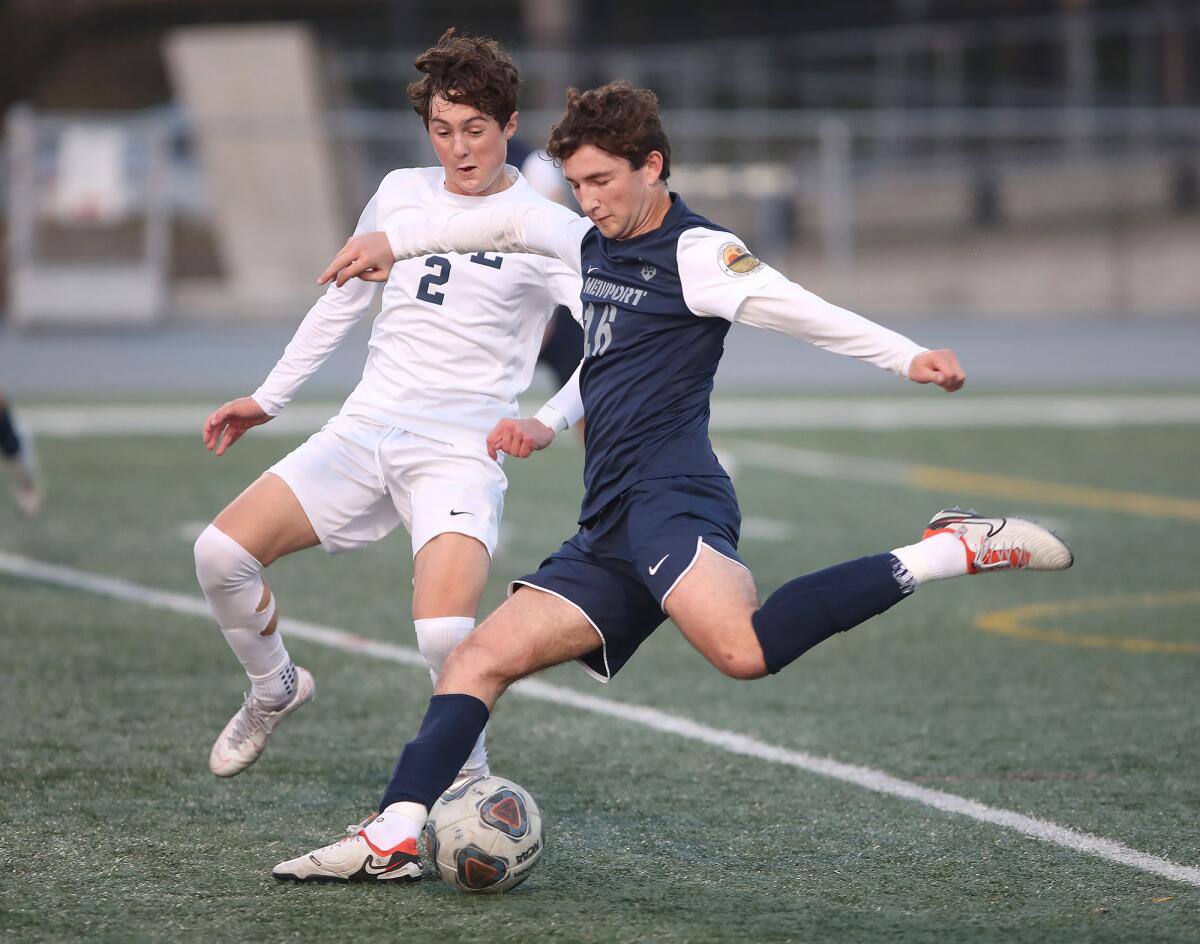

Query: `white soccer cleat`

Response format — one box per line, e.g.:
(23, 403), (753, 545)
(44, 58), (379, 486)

(923, 507), (1074, 574)
(272, 815), (423, 884)
(208, 666), (315, 778)
(6, 428), (43, 518)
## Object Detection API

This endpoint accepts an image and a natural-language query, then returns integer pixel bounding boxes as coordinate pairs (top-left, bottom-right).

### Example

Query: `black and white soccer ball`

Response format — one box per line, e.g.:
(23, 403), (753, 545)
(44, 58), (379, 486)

(424, 775), (544, 893)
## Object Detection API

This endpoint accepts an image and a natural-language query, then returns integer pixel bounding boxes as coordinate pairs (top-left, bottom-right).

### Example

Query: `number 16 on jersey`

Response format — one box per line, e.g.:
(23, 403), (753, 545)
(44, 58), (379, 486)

(583, 303), (618, 358)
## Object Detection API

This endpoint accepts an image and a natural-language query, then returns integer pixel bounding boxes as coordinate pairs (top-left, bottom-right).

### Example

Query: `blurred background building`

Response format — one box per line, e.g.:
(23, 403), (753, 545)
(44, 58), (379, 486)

(2, 0), (1198, 329)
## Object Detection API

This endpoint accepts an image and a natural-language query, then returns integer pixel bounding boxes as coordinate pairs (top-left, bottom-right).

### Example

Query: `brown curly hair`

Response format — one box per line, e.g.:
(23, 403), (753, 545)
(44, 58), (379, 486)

(547, 82), (671, 182)
(407, 28), (520, 128)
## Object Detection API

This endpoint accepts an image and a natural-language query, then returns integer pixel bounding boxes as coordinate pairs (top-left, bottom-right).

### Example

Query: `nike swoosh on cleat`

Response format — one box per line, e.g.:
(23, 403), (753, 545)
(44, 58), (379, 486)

(361, 855), (420, 879)
(648, 554), (670, 576)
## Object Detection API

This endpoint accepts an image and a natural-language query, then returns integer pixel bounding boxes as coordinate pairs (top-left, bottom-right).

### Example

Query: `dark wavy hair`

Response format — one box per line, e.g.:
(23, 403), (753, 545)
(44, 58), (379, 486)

(547, 81), (671, 182)
(407, 28), (520, 128)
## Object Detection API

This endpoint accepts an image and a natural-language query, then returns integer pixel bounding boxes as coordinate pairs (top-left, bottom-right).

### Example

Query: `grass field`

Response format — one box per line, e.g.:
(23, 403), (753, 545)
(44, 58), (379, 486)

(2, 404), (1198, 943)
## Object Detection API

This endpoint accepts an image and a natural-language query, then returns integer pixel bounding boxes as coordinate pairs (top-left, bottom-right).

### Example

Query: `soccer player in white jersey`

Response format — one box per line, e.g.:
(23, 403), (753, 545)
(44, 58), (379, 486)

(272, 82), (1072, 884)
(193, 30), (584, 785)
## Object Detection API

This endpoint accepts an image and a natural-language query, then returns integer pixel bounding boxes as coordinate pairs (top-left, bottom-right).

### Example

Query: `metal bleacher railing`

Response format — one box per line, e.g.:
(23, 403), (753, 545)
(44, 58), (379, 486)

(6, 102), (1198, 324)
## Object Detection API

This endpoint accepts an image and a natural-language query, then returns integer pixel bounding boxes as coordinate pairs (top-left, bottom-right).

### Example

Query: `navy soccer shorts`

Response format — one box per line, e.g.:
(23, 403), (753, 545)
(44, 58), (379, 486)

(509, 475), (746, 681)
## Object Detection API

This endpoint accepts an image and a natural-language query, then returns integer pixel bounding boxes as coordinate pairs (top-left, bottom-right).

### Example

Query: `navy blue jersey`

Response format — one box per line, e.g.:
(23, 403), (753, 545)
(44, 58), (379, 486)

(572, 195), (774, 521)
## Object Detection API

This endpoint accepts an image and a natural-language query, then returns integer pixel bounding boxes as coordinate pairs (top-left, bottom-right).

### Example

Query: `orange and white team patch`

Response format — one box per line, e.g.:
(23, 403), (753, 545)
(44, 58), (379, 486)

(717, 241), (764, 277)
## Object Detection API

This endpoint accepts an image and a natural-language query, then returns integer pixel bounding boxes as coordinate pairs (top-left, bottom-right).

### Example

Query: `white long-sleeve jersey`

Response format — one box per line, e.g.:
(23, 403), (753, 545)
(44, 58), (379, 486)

(251, 166), (583, 449)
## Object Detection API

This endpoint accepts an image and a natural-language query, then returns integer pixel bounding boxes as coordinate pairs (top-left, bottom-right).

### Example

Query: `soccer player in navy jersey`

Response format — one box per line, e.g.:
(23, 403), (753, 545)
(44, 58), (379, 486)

(273, 82), (1073, 882)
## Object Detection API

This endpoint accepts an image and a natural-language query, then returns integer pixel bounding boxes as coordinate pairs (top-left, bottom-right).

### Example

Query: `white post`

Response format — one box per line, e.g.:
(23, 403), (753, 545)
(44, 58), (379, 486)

(5, 105), (36, 290)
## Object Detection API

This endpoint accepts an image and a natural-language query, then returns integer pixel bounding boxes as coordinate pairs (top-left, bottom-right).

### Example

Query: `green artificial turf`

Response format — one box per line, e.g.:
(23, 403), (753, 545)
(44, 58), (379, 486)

(1, 415), (1197, 942)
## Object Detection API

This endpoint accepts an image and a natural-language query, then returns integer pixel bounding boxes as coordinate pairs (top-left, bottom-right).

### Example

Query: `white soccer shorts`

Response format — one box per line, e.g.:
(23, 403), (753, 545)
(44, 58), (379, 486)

(267, 414), (506, 557)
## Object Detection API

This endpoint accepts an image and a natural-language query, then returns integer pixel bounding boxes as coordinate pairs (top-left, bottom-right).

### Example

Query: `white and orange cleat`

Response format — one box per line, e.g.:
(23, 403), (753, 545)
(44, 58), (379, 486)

(272, 814), (423, 884)
(923, 507), (1074, 573)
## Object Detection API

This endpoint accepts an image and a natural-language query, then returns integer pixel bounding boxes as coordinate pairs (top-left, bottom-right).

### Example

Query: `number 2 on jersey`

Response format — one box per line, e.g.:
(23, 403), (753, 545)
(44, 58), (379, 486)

(583, 302), (618, 357)
(416, 253), (505, 305)
(416, 256), (451, 304)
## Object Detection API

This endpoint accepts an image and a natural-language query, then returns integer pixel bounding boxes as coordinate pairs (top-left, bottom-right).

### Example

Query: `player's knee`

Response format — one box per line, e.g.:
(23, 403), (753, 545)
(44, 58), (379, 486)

(440, 631), (526, 695)
(194, 525), (230, 594)
(193, 524), (260, 596)
(708, 646), (768, 681)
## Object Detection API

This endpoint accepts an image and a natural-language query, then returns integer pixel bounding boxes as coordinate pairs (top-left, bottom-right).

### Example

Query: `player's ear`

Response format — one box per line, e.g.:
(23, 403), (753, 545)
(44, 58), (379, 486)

(503, 111), (519, 141)
(643, 150), (664, 184)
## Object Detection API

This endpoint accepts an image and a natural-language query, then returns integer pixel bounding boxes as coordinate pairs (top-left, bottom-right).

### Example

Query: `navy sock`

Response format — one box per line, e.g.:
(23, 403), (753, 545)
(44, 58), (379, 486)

(379, 693), (490, 812)
(751, 553), (914, 674)
(0, 405), (19, 459)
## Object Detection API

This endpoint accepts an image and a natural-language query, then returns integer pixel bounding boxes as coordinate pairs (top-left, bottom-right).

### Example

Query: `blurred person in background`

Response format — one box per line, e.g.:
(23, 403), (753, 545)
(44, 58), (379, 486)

(0, 391), (42, 518)
(192, 30), (584, 815)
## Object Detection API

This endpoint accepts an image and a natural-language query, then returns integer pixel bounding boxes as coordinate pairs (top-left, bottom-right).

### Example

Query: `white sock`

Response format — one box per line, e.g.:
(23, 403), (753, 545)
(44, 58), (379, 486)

(194, 524), (293, 705)
(414, 616), (488, 771)
(363, 801), (427, 852)
(249, 660), (298, 708)
(890, 532), (969, 585)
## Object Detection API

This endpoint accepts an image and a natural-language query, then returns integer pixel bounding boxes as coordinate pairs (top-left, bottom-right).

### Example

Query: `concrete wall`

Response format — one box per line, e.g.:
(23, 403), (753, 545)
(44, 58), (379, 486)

(164, 24), (344, 317)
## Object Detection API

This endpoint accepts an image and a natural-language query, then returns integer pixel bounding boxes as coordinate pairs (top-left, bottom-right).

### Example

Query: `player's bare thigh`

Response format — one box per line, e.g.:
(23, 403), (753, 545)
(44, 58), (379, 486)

(212, 472), (320, 567)
(412, 532), (491, 619)
(438, 587), (599, 709)
(665, 545), (768, 680)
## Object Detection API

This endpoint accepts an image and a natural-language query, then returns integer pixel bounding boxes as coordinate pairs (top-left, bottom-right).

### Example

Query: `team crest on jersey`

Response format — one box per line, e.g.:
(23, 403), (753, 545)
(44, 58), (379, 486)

(718, 242), (763, 277)
(640, 261), (657, 282)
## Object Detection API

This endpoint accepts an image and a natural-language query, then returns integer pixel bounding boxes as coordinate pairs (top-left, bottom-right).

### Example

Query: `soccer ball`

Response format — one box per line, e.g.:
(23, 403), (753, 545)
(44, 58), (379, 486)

(424, 775), (544, 893)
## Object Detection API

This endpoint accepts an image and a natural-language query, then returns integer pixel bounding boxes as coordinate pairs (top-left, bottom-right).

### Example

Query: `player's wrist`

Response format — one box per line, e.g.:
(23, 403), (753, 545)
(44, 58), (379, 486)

(533, 404), (568, 436)
(901, 347), (931, 379)
(248, 392), (281, 417)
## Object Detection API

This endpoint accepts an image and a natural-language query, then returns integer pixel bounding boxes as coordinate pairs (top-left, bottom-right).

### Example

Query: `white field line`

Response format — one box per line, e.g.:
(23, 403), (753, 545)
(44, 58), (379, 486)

(740, 517), (797, 542)
(20, 395), (1200, 438)
(730, 440), (914, 485)
(2, 549), (1198, 890)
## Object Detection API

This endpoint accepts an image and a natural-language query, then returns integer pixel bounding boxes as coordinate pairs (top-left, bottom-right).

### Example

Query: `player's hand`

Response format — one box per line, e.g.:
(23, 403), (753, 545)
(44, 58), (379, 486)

(908, 349), (965, 392)
(486, 418), (556, 461)
(318, 231), (395, 288)
(203, 397), (273, 456)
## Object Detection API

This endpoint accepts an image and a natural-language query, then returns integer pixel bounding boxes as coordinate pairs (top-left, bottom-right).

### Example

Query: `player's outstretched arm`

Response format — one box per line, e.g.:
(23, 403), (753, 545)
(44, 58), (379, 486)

(677, 228), (964, 388)
(203, 396), (273, 457)
(907, 349), (965, 392)
(319, 204), (587, 288)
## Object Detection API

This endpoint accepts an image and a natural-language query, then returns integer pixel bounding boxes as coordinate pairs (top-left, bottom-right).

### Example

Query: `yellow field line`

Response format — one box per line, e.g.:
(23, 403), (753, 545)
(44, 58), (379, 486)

(728, 441), (1200, 524)
(975, 591), (1200, 655)
(909, 466), (1200, 523)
